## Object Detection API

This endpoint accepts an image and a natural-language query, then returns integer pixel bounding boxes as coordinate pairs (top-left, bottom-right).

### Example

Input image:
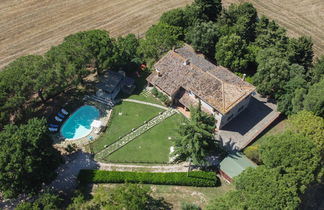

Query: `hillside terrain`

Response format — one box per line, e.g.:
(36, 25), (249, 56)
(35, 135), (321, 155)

(0, 0), (323, 69)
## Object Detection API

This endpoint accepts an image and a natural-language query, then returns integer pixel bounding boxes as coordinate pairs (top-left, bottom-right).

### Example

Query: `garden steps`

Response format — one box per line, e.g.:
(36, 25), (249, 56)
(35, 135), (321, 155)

(95, 109), (177, 160)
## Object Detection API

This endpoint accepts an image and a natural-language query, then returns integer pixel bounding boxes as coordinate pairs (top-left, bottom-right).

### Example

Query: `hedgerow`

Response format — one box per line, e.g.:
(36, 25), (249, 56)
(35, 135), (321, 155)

(78, 170), (219, 187)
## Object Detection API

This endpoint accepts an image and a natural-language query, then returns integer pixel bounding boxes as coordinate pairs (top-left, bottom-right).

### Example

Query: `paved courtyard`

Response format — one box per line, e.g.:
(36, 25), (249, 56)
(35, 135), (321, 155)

(218, 93), (280, 152)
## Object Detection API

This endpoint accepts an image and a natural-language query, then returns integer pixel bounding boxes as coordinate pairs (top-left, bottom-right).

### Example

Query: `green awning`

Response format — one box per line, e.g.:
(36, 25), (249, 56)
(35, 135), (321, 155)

(220, 152), (257, 179)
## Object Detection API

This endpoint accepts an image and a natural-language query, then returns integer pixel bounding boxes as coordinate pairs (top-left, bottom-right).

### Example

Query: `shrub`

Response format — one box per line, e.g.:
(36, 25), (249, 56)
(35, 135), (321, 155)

(78, 170), (219, 187)
(151, 87), (172, 106)
(244, 145), (261, 164)
(151, 87), (158, 96)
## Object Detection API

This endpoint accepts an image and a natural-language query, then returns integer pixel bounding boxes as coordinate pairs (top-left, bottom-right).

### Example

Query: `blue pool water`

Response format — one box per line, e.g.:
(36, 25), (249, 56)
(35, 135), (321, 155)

(60, 105), (100, 140)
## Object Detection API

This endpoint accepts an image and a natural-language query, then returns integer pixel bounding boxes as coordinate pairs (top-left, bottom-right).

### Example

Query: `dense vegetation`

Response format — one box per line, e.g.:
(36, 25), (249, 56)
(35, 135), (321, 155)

(68, 184), (171, 210)
(208, 131), (323, 209)
(0, 118), (62, 198)
(78, 170), (219, 187)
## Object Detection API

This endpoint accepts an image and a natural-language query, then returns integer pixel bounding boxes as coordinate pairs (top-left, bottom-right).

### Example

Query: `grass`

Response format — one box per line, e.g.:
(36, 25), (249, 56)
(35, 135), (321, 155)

(90, 101), (163, 154)
(103, 114), (184, 163)
(251, 118), (287, 146)
(90, 181), (234, 209)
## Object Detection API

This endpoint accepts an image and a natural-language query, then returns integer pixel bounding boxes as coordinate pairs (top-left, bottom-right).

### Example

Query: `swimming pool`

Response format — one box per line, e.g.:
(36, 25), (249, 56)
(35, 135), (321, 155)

(60, 105), (100, 140)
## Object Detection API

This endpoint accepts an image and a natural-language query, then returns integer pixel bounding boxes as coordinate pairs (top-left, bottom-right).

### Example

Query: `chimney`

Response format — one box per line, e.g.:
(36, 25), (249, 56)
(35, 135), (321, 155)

(242, 73), (246, 81)
(183, 59), (190, 66)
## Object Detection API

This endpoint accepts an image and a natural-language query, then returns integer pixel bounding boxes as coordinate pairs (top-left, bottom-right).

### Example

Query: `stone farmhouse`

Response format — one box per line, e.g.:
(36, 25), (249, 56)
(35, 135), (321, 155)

(147, 45), (256, 129)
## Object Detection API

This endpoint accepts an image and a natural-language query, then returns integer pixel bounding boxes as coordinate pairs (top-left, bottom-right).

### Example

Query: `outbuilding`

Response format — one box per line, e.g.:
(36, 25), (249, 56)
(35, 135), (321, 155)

(219, 152), (257, 183)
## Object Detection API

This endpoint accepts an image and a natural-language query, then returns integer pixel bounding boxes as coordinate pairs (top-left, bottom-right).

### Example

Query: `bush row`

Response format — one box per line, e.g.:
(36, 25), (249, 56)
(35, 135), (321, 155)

(78, 170), (219, 187)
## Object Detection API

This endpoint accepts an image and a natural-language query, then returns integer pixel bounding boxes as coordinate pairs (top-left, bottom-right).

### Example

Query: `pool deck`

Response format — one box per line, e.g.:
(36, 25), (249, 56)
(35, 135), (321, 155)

(52, 100), (112, 151)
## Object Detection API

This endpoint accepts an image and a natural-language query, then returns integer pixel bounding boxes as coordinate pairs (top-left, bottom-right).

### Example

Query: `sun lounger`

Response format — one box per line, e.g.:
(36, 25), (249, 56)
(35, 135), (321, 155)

(61, 108), (69, 115)
(55, 116), (62, 122)
(48, 127), (58, 132)
(57, 112), (65, 118)
(49, 123), (59, 128)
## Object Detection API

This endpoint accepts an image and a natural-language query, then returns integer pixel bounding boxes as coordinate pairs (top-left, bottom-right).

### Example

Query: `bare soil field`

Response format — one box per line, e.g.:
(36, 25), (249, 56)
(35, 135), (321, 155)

(0, 0), (323, 70)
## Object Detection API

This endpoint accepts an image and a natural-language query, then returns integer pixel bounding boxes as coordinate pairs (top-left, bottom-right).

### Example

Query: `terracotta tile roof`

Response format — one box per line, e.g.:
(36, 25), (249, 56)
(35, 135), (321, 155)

(147, 45), (255, 114)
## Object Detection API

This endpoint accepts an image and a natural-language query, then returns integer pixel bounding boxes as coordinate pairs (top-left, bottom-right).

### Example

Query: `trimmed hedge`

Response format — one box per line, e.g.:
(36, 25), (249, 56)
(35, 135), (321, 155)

(78, 170), (219, 187)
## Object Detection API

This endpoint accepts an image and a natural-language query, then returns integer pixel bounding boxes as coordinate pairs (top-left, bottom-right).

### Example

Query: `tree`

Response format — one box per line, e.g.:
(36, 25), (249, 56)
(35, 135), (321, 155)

(255, 16), (289, 52)
(303, 79), (324, 117)
(160, 8), (188, 35)
(16, 192), (63, 210)
(260, 132), (322, 191)
(287, 110), (324, 151)
(64, 30), (114, 74)
(185, 21), (219, 58)
(253, 48), (291, 98)
(138, 23), (182, 63)
(215, 34), (250, 72)
(291, 88), (307, 114)
(68, 184), (169, 210)
(0, 118), (62, 198)
(173, 104), (223, 164)
(277, 64), (307, 115)
(0, 55), (46, 127)
(310, 55), (324, 83)
(288, 36), (314, 70)
(192, 0), (222, 22)
(234, 167), (300, 209)
(112, 34), (140, 72)
(217, 3), (257, 42)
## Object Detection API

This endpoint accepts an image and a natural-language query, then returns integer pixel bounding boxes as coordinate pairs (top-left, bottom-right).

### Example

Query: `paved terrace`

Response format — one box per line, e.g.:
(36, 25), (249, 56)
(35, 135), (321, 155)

(218, 93), (280, 152)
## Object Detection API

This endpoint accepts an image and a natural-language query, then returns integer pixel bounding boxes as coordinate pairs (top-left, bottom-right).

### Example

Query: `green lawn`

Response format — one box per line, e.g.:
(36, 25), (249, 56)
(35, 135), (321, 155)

(103, 114), (185, 164)
(251, 118), (287, 146)
(90, 101), (164, 154)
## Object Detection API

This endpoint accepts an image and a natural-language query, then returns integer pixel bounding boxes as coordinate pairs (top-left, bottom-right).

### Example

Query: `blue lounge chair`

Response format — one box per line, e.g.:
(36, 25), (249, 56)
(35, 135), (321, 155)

(61, 108), (69, 115)
(49, 123), (59, 128)
(48, 127), (58, 132)
(57, 112), (65, 118)
(55, 116), (62, 122)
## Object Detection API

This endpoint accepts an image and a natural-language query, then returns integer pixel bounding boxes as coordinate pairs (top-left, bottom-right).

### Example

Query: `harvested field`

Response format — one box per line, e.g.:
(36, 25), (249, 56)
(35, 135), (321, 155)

(0, 0), (192, 69)
(0, 0), (323, 70)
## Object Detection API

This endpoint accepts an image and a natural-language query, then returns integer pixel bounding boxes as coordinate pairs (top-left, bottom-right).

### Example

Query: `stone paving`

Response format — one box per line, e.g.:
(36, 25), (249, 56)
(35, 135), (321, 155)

(95, 109), (177, 160)
(218, 93), (280, 152)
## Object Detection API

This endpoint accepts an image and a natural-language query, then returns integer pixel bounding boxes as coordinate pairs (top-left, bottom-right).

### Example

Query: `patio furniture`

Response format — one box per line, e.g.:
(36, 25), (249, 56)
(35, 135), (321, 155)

(57, 112), (65, 118)
(48, 127), (58, 132)
(55, 116), (62, 122)
(49, 123), (59, 128)
(61, 108), (69, 115)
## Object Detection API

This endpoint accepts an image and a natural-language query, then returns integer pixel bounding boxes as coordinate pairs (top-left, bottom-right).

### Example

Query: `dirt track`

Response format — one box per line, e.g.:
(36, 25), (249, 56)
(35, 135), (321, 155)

(1, 0), (323, 70)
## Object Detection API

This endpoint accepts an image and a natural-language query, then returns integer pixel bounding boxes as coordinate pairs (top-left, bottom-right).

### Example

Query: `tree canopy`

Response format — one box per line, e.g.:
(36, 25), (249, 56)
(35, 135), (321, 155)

(215, 34), (249, 72)
(287, 110), (324, 151)
(0, 118), (62, 198)
(303, 79), (324, 117)
(138, 23), (182, 63)
(185, 21), (219, 58)
(173, 104), (224, 164)
(260, 132), (322, 191)
(288, 36), (314, 70)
